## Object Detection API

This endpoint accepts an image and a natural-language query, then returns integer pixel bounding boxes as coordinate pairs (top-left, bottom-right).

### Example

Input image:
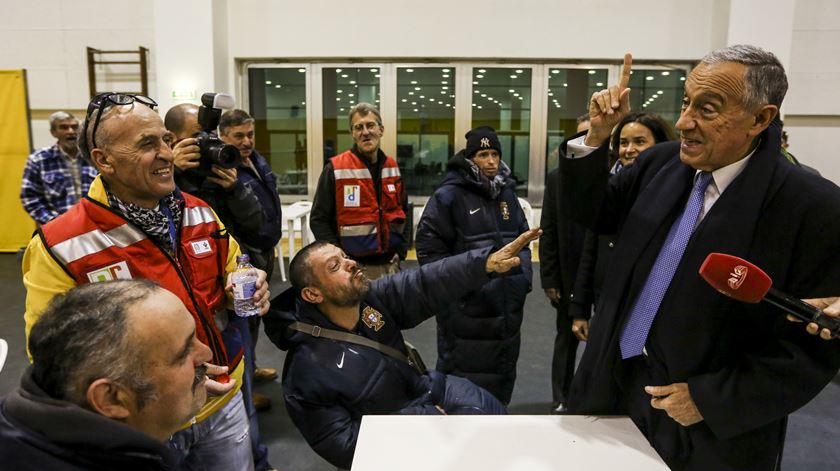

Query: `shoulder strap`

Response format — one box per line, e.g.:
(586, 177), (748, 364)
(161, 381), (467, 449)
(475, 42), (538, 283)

(288, 320), (409, 364)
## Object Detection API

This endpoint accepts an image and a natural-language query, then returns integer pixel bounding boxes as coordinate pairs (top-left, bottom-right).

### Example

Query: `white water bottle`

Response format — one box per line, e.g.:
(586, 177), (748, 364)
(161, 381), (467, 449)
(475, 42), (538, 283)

(232, 254), (259, 317)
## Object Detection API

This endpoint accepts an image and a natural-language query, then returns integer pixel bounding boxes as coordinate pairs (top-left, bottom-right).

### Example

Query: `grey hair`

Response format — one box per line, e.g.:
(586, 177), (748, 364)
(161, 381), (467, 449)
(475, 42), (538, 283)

(701, 44), (788, 110)
(348, 102), (382, 130)
(49, 111), (76, 130)
(29, 280), (161, 410)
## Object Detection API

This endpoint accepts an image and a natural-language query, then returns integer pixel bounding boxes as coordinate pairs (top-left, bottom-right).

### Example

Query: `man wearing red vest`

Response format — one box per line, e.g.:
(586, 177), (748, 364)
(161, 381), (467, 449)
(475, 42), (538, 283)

(311, 102), (410, 280)
(21, 93), (271, 471)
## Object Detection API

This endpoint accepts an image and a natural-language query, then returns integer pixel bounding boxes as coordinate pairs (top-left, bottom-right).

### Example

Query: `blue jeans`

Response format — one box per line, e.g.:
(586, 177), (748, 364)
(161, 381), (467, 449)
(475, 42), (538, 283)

(169, 390), (254, 471)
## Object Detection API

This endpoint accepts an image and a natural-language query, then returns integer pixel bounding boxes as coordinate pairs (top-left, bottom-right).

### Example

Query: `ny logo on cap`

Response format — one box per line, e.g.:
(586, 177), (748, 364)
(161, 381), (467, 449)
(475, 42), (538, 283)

(480, 137), (491, 148)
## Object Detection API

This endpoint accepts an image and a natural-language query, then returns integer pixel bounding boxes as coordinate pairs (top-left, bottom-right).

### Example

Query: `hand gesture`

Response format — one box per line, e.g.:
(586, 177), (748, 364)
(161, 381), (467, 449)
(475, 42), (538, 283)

(173, 137), (201, 171)
(799, 297), (840, 340)
(646, 382), (703, 427)
(485, 228), (542, 273)
(572, 319), (589, 341)
(203, 363), (237, 396)
(584, 53), (633, 147)
(207, 165), (238, 190)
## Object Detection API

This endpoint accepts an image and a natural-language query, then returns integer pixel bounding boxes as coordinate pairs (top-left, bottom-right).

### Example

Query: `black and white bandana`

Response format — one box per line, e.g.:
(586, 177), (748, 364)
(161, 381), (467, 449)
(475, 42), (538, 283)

(107, 190), (182, 252)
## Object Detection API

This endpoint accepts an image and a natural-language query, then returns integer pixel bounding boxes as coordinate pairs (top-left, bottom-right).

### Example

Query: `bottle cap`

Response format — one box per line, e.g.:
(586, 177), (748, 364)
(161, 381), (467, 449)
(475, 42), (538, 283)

(236, 254), (250, 264)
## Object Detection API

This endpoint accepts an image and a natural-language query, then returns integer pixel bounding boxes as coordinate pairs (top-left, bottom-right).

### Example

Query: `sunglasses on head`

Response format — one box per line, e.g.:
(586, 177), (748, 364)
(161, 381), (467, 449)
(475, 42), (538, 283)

(81, 93), (158, 154)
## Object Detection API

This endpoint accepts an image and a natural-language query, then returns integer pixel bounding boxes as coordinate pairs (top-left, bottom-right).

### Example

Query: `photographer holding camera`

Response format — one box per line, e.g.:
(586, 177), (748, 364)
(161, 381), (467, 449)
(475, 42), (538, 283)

(165, 97), (282, 471)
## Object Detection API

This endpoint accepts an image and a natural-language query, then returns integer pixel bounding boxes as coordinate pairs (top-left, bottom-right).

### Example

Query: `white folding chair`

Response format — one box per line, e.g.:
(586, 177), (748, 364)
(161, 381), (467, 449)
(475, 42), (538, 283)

(0, 339), (8, 374)
(517, 197), (536, 251)
(280, 202), (314, 279)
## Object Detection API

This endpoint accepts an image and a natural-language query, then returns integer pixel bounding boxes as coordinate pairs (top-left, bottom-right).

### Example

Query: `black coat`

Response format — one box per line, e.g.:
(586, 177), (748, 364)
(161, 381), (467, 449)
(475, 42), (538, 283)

(415, 153), (532, 403)
(562, 124), (840, 470)
(0, 367), (176, 471)
(263, 248), (504, 469)
(539, 167), (587, 300)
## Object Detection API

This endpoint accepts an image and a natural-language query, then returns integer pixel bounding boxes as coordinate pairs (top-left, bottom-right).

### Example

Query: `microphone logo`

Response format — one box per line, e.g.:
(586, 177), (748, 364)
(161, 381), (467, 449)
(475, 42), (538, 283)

(728, 265), (748, 290)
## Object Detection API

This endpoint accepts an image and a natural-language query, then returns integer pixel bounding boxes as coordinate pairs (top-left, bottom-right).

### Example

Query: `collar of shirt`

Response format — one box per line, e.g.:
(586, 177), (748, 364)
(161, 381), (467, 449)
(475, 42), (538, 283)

(696, 142), (759, 222)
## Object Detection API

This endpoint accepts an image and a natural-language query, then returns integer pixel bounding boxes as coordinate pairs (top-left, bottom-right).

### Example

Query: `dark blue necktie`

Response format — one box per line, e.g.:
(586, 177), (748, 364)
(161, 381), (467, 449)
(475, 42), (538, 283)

(619, 171), (713, 359)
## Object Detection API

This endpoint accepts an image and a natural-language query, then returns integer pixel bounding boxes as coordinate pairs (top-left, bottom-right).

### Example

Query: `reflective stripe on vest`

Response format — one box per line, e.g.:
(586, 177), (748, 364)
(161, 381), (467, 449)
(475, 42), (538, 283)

(183, 206), (217, 228)
(340, 224), (378, 237)
(381, 166), (401, 178)
(51, 224), (148, 265)
(335, 168), (373, 180)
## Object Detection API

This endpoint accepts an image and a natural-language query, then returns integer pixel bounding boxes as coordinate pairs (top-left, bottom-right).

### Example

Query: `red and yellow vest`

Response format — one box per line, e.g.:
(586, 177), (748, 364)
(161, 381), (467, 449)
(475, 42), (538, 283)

(39, 194), (240, 370)
(331, 150), (406, 257)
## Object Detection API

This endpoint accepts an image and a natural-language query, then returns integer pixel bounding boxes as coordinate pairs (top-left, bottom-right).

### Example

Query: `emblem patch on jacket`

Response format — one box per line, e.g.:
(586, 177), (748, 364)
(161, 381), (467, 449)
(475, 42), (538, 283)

(190, 239), (213, 256)
(344, 185), (361, 207)
(361, 306), (385, 331)
(500, 201), (510, 220)
(86, 261), (132, 282)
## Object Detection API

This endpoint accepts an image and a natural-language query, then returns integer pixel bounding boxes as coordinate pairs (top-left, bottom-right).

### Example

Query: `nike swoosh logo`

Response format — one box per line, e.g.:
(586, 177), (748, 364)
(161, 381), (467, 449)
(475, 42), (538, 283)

(469, 208), (481, 215)
(337, 352), (345, 369)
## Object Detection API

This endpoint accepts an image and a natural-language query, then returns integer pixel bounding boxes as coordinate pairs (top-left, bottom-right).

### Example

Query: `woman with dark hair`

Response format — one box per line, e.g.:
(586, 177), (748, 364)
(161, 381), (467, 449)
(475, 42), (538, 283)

(569, 112), (675, 343)
(608, 112), (676, 171)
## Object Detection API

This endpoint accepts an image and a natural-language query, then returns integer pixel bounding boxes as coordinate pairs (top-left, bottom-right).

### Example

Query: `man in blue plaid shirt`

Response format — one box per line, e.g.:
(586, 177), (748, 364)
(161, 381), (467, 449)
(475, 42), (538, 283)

(20, 112), (98, 225)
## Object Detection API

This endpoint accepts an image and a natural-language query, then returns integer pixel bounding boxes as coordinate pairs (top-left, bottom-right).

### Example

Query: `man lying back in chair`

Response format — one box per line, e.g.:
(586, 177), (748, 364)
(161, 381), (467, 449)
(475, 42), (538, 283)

(263, 229), (541, 469)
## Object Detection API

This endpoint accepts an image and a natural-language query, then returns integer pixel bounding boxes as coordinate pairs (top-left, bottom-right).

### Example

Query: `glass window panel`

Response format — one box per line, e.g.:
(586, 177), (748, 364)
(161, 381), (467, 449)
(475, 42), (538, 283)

(545, 68), (608, 173)
(248, 67), (307, 195)
(396, 67), (456, 196)
(471, 67), (531, 196)
(630, 69), (687, 125)
(322, 67), (381, 166)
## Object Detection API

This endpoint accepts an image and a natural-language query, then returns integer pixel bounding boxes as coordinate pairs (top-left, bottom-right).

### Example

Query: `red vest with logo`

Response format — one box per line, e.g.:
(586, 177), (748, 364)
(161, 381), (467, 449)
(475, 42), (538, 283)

(39, 194), (239, 369)
(331, 150), (406, 257)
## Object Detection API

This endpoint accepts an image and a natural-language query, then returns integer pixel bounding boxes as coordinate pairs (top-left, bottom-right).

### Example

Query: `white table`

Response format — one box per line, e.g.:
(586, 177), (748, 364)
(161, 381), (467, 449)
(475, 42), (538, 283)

(352, 415), (668, 471)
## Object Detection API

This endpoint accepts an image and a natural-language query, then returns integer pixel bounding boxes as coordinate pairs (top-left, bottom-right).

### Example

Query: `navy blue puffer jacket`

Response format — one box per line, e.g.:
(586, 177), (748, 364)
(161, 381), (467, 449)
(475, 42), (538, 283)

(263, 248), (506, 469)
(415, 152), (532, 404)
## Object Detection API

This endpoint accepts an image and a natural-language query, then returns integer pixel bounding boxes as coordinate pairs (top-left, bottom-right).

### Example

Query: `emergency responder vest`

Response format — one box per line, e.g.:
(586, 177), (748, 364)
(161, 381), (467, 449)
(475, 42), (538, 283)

(39, 194), (239, 369)
(331, 150), (406, 257)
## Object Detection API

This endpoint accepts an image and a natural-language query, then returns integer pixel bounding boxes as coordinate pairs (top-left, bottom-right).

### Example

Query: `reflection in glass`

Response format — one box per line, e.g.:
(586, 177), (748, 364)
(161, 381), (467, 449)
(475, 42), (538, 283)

(322, 67), (381, 165)
(248, 67), (307, 195)
(545, 68), (608, 172)
(630, 69), (687, 125)
(396, 67), (456, 196)
(472, 68), (532, 196)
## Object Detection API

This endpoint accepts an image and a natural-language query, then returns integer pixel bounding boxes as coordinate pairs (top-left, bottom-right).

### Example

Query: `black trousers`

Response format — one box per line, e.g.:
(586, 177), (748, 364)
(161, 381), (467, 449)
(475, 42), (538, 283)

(551, 297), (579, 406)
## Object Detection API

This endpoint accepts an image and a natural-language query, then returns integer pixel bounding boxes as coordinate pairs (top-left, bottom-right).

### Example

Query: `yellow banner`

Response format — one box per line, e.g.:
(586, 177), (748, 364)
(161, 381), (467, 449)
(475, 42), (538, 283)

(0, 70), (36, 252)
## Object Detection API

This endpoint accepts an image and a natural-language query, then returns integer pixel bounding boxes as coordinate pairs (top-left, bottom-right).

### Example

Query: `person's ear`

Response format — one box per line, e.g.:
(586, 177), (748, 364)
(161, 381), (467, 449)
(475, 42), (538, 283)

(90, 148), (115, 175)
(86, 379), (132, 420)
(749, 105), (778, 136)
(301, 286), (323, 304)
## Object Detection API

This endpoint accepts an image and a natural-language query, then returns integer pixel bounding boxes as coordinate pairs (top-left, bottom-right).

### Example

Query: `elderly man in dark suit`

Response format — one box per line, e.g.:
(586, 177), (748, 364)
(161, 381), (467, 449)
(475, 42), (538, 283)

(561, 46), (840, 470)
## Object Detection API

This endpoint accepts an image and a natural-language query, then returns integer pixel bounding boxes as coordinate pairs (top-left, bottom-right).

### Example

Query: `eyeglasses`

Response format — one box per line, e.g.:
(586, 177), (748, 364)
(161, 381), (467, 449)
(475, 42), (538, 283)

(84, 93), (158, 150)
(351, 121), (381, 133)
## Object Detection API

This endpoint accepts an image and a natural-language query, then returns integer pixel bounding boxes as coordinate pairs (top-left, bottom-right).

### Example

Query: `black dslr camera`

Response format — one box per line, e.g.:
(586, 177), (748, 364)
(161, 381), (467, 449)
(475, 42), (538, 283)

(192, 92), (241, 176)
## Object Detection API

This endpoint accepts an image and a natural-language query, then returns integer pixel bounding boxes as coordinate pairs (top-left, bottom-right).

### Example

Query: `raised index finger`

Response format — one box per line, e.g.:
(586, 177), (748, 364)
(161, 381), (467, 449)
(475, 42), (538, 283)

(619, 53), (633, 90)
(507, 228), (542, 253)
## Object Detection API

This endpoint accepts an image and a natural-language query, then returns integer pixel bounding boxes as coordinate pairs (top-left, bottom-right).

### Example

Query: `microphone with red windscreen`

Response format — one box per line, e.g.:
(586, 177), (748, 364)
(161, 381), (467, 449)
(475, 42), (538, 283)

(699, 253), (840, 337)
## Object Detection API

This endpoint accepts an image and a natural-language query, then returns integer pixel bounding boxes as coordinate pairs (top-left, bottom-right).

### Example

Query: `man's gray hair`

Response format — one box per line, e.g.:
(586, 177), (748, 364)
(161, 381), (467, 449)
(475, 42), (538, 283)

(49, 111), (76, 130)
(348, 102), (382, 130)
(29, 280), (161, 409)
(701, 44), (788, 110)
(219, 109), (255, 135)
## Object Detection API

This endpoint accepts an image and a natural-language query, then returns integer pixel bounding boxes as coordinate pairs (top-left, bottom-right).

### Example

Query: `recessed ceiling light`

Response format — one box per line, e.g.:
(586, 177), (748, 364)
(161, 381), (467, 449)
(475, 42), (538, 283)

(596, 82), (604, 86)
(298, 68), (305, 73)
(476, 74), (484, 79)
(478, 69), (486, 73)
(510, 75), (517, 79)
(275, 84), (281, 88)
(406, 68), (414, 72)
(473, 81), (479, 85)
(661, 71), (670, 76)
(265, 81), (272, 85)
(411, 80), (417, 84)
(516, 69), (523, 73)
(588, 70), (596, 75)
(646, 76), (654, 81)
(443, 68), (450, 72)
(341, 74), (348, 78)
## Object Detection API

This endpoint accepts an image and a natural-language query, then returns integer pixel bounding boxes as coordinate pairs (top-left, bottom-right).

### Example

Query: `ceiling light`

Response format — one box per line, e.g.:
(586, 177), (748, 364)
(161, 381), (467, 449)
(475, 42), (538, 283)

(298, 68), (306, 73)
(551, 70), (560, 74)
(274, 84), (281, 88)
(401, 99), (407, 102)
(411, 80), (418, 84)
(510, 75), (517, 79)
(473, 81), (479, 85)
(596, 82), (604, 86)
(265, 80), (272, 85)
(478, 69), (486, 73)
(341, 74), (348, 78)
(646, 76), (654, 81)
(370, 68), (378, 72)
(406, 68), (414, 72)
(476, 74), (484, 79)
(415, 87), (421, 90)
(442, 74), (450, 78)
(588, 70), (596, 75)
(516, 69), (523, 73)
(661, 71), (670, 76)
(443, 68), (450, 72)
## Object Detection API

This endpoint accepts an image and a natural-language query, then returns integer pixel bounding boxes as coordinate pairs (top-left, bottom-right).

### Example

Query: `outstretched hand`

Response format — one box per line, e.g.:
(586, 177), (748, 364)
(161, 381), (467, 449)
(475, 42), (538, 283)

(584, 53), (633, 147)
(485, 228), (542, 274)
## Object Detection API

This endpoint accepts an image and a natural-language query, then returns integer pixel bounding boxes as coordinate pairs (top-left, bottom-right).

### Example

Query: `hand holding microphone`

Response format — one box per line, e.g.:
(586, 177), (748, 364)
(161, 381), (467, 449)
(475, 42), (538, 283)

(698, 253), (840, 339)
(802, 297), (840, 340)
